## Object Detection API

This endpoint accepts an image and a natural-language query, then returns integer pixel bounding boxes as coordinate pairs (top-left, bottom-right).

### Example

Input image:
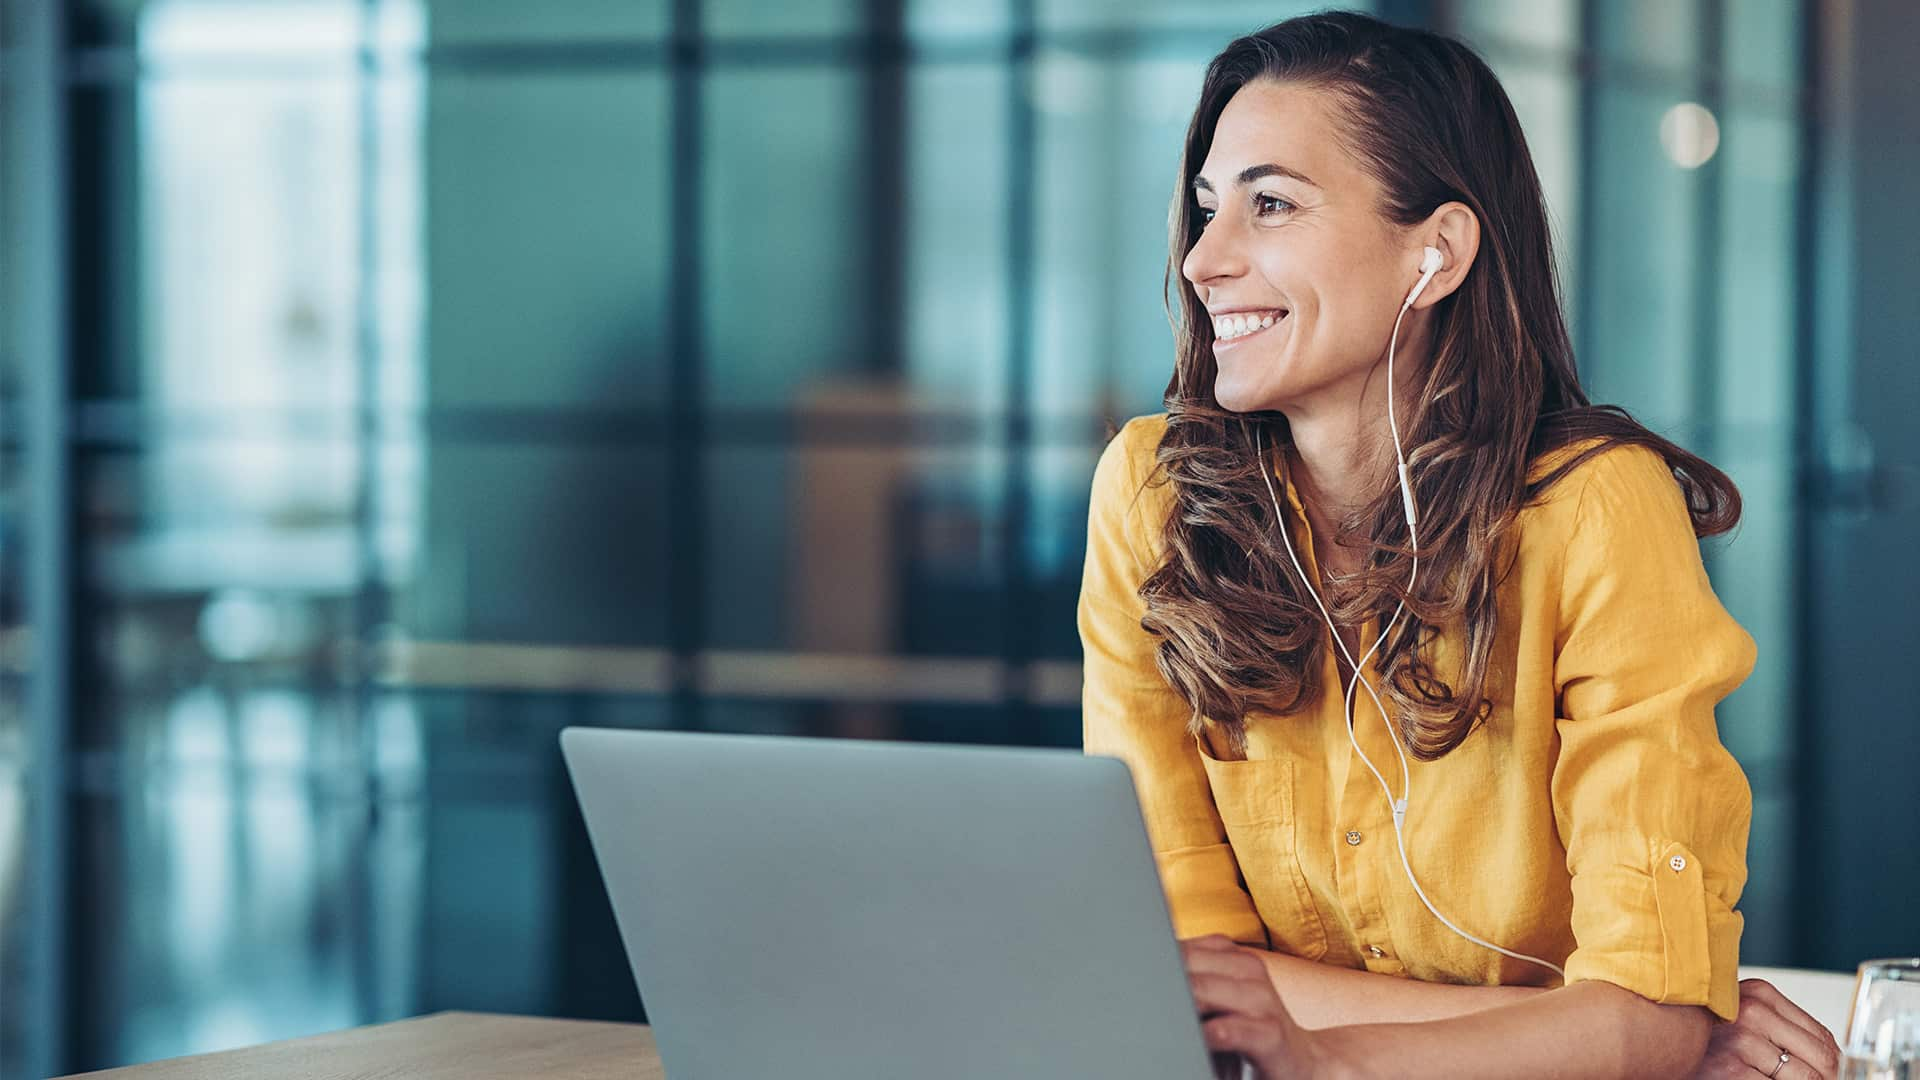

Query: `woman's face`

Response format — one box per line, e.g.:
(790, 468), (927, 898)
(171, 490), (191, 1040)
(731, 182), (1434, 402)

(1183, 79), (1421, 416)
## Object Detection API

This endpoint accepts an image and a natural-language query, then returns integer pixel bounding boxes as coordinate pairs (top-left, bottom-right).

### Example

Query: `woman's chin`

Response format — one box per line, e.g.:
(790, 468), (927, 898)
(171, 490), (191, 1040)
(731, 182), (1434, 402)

(1212, 372), (1270, 414)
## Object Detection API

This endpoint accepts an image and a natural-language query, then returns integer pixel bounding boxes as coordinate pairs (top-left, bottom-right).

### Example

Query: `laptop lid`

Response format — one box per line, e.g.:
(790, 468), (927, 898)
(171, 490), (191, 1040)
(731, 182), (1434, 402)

(560, 726), (1218, 1079)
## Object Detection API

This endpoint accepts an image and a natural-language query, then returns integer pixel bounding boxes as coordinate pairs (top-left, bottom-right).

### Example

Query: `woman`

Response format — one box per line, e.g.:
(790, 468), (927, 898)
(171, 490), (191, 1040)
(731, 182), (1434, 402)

(1078, 12), (1841, 1079)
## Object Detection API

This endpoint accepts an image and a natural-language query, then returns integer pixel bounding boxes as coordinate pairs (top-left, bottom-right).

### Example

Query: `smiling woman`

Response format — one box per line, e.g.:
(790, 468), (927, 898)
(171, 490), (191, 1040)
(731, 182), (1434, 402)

(1184, 108), (1427, 419)
(1080, 11), (1842, 1080)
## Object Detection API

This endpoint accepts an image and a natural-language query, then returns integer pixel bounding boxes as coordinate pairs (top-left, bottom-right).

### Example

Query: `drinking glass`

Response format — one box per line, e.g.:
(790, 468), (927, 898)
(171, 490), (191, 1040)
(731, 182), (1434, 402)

(1841, 958), (1920, 1080)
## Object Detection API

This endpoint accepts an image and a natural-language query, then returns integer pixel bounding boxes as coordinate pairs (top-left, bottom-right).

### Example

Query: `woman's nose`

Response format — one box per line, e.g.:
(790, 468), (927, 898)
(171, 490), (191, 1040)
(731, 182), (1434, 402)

(1182, 218), (1246, 290)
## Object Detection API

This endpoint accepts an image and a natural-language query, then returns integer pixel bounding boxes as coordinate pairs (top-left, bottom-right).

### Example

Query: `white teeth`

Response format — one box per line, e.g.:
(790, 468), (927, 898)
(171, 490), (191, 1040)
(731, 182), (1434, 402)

(1213, 310), (1284, 340)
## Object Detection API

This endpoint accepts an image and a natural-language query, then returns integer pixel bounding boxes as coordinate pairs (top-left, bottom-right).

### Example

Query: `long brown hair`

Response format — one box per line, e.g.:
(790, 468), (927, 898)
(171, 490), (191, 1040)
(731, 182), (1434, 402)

(1142, 11), (1739, 758)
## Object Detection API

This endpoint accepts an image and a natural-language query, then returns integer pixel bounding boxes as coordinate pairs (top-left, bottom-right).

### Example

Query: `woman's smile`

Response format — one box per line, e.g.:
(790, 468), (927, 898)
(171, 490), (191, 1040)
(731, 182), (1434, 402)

(1212, 309), (1291, 353)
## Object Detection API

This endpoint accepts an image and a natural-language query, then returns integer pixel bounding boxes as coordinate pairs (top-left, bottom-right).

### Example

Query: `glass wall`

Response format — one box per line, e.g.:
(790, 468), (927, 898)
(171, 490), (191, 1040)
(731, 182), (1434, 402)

(1, 1), (1828, 1074)
(1454, 0), (1807, 969)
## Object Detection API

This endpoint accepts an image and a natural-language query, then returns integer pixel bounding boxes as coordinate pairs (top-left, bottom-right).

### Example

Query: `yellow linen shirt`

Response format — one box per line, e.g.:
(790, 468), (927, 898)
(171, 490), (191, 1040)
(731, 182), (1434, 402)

(1078, 414), (1756, 1021)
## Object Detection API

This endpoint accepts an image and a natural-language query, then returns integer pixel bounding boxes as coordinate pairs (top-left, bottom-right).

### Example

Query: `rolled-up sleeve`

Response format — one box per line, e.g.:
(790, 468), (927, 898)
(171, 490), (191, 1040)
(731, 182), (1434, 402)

(1551, 445), (1757, 1021)
(1078, 418), (1267, 946)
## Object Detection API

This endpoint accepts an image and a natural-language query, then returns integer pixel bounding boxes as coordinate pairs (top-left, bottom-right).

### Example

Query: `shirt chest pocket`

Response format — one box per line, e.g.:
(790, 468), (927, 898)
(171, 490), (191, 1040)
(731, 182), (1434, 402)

(1195, 740), (1331, 961)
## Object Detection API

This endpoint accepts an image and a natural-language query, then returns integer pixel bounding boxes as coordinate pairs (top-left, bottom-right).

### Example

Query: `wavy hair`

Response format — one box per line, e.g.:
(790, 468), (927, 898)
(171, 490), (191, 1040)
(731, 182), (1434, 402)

(1141, 11), (1740, 758)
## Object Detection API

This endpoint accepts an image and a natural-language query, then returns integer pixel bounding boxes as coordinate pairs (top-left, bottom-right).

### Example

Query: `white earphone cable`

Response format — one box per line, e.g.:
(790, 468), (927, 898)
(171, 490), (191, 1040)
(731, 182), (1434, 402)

(1244, 259), (1565, 981)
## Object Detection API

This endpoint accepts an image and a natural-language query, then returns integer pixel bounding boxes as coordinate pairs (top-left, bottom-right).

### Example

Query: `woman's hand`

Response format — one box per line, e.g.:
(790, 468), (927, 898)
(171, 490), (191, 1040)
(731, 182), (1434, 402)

(1181, 934), (1338, 1079)
(1694, 978), (1842, 1079)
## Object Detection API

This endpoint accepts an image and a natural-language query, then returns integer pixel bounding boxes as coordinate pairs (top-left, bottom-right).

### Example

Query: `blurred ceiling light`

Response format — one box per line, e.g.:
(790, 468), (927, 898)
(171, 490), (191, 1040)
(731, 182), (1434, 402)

(1660, 102), (1721, 169)
(199, 588), (279, 662)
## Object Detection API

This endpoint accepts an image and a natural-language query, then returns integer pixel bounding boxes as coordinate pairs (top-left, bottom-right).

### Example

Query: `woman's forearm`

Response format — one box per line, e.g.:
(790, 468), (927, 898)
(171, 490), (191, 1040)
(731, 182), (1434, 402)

(1310, 979), (1713, 1080)
(1252, 948), (1547, 1029)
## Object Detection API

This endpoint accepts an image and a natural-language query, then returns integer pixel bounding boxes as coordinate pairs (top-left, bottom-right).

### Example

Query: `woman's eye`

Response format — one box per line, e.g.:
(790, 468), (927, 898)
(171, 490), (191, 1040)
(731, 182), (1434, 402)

(1193, 195), (1292, 229)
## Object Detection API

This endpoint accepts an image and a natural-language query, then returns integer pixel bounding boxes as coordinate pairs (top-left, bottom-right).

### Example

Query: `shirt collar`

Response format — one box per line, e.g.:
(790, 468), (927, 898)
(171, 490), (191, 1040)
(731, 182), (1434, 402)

(1269, 440), (1308, 518)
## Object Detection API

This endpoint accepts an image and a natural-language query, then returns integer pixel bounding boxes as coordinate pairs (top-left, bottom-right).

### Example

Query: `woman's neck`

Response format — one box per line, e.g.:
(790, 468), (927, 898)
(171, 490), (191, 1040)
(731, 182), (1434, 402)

(1285, 416), (1389, 525)
(1279, 352), (1426, 578)
(1284, 428), (1385, 581)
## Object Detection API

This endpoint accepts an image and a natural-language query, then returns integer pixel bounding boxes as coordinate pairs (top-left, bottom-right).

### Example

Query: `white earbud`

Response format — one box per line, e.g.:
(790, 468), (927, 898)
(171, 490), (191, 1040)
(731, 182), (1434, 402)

(1387, 247), (1442, 526)
(1403, 245), (1444, 310)
(1243, 239), (1566, 983)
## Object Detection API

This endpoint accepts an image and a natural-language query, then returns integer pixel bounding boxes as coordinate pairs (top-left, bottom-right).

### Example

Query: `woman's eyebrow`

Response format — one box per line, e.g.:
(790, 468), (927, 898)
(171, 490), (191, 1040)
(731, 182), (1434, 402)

(1191, 162), (1320, 193)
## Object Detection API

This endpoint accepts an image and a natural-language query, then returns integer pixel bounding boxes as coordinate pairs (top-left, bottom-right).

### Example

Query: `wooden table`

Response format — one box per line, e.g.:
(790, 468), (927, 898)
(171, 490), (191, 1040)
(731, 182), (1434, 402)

(54, 1012), (663, 1080)
(52, 969), (1862, 1078)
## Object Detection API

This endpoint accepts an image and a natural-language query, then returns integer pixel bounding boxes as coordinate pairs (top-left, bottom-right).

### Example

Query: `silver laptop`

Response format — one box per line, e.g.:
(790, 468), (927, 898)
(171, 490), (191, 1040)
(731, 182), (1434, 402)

(560, 726), (1229, 1079)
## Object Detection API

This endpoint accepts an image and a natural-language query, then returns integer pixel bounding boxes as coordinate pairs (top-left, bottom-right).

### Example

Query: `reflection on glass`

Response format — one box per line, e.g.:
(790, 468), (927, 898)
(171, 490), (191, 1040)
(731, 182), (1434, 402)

(421, 0), (667, 45)
(904, 0), (1013, 38)
(1451, 0), (1576, 52)
(1842, 959), (1920, 1079)
(1722, 0), (1800, 94)
(1583, 81), (1703, 429)
(704, 0), (864, 38)
(0, 740), (26, 1080)
(74, 763), (375, 1066)
(1592, 0), (1703, 74)
(1037, 0), (1338, 33)
(1031, 52), (1202, 423)
(0, 450), (22, 730)
(701, 67), (868, 409)
(904, 62), (1010, 420)
(93, 0), (425, 587)
(409, 444), (670, 648)
(141, 70), (359, 412)
(2, 71), (24, 395)
(73, 674), (390, 1064)
(422, 68), (670, 409)
(1467, 63), (1578, 295)
(61, 2), (431, 1070)
(1025, 443), (1097, 661)
(1715, 108), (1798, 427)
(0, 16), (33, 1075)
(75, 0), (363, 55)
(706, 442), (1007, 660)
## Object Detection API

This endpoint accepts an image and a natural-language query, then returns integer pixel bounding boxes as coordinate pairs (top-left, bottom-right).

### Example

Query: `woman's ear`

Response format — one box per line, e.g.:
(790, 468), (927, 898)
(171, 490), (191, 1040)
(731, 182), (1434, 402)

(1411, 201), (1480, 310)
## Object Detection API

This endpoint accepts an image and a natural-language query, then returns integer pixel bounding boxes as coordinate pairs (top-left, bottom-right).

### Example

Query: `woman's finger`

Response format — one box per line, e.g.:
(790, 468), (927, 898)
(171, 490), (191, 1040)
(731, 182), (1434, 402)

(1693, 1054), (1763, 1080)
(1201, 1014), (1285, 1070)
(1728, 1027), (1790, 1075)
(1727, 1026), (1830, 1080)
(1181, 942), (1270, 982)
(1740, 980), (1843, 1059)
(1188, 970), (1283, 1021)
(1776, 1054), (1831, 1080)
(1737, 999), (1841, 1078)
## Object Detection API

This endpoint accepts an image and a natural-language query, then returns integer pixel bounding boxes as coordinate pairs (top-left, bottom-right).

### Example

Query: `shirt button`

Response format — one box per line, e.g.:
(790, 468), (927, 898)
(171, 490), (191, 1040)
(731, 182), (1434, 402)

(1669, 854), (1688, 872)
(1345, 830), (1364, 846)
(1367, 945), (1386, 959)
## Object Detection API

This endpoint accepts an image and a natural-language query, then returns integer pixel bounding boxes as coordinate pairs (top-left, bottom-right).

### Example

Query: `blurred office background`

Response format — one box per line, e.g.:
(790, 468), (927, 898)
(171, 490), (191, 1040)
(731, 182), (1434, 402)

(1, 0), (1914, 1074)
